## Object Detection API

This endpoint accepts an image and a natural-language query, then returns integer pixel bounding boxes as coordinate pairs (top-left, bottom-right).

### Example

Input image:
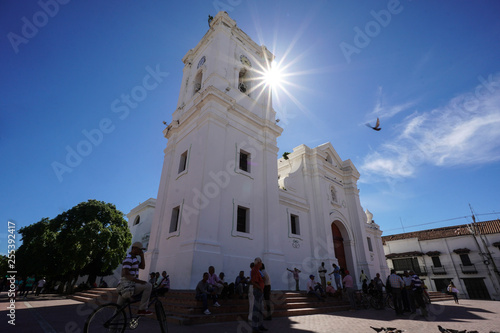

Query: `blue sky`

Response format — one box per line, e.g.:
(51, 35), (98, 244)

(1, 0), (500, 255)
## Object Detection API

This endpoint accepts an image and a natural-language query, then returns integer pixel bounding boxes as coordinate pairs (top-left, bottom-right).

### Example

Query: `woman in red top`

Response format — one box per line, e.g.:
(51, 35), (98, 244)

(250, 258), (267, 332)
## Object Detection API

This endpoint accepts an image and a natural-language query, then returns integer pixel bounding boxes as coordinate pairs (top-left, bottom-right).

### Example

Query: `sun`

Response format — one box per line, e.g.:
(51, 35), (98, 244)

(263, 64), (284, 89)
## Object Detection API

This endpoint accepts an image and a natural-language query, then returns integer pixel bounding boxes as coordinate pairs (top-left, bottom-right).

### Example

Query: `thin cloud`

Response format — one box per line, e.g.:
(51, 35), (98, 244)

(360, 74), (500, 182)
(369, 86), (417, 120)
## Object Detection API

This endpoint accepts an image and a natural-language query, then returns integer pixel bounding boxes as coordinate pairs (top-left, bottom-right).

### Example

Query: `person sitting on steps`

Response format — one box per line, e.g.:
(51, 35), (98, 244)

(195, 272), (220, 315)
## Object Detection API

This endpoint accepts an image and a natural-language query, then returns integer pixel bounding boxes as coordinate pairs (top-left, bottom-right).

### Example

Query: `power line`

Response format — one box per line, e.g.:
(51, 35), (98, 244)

(383, 211), (500, 233)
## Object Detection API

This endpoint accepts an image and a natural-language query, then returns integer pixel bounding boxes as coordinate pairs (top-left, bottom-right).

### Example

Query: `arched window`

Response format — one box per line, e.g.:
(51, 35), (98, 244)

(193, 71), (203, 95)
(330, 186), (337, 203)
(325, 153), (333, 164)
(133, 215), (140, 225)
(238, 68), (251, 96)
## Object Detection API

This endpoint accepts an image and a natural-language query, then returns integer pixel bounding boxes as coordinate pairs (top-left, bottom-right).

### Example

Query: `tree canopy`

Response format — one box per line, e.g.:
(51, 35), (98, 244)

(17, 200), (131, 288)
(0, 255), (8, 278)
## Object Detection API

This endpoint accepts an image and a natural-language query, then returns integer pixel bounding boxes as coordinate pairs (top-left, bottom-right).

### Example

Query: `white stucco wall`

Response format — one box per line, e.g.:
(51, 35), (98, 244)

(383, 228), (500, 300)
(134, 11), (388, 291)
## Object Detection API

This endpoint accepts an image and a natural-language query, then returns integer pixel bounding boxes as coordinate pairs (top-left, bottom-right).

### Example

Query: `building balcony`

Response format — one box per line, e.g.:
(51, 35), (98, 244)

(394, 266), (427, 276)
(460, 264), (478, 274)
(431, 265), (447, 275)
(416, 266), (428, 276)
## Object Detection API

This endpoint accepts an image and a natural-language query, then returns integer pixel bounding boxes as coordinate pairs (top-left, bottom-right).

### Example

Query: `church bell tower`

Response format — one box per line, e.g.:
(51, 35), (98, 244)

(144, 12), (284, 289)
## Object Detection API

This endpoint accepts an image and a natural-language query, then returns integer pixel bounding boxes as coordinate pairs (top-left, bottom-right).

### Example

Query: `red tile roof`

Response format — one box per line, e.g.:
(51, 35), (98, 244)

(382, 219), (500, 244)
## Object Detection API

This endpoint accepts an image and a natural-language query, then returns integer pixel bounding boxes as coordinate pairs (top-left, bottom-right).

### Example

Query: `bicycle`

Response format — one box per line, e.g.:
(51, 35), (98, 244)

(384, 292), (395, 310)
(84, 289), (168, 333)
(354, 291), (371, 309)
(366, 291), (385, 310)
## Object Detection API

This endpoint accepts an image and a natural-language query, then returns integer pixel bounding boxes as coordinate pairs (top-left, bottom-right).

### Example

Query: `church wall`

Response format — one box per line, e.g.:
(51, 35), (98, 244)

(364, 222), (389, 282)
(278, 197), (314, 290)
(152, 99), (281, 288)
(139, 12), (388, 291)
(276, 143), (388, 289)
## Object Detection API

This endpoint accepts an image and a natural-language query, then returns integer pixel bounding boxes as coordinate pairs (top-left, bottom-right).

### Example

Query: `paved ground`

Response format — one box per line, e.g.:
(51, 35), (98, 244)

(0, 292), (499, 333)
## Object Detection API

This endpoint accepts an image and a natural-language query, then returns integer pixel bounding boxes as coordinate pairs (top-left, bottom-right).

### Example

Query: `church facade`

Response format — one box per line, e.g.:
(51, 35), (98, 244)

(134, 12), (388, 290)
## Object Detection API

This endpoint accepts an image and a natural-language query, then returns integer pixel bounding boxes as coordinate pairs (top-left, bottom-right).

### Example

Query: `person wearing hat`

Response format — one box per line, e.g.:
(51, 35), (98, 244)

(306, 275), (324, 301)
(149, 272), (157, 285)
(325, 280), (336, 297)
(117, 241), (153, 315)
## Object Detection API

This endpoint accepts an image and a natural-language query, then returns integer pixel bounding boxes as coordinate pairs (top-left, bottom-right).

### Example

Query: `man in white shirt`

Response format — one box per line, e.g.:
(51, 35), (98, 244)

(318, 262), (327, 292)
(117, 242), (153, 315)
(307, 275), (324, 301)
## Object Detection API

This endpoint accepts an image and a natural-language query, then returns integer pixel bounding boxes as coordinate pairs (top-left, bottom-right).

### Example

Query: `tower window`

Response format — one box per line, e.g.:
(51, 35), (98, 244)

(290, 214), (300, 235)
(141, 233), (150, 250)
(193, 71), (202, 95)
(169, 206), (180, 233)
(239, 149), (250, 172)
(237, 206), (249, 233)
(133, 215), (140, 226)
(238, 68), (251, 96)
(367, 237), (373, 252)
(178, 150), (188, 173)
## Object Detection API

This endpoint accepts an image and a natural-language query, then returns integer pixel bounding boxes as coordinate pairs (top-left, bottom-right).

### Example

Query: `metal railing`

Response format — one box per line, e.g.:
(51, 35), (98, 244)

(394, 266), (427, 276)
(431, 265), (446, 275)
(460, 263), (478, 274)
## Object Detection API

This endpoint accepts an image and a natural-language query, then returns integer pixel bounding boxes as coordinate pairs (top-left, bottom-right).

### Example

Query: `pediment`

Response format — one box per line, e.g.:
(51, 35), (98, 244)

(316, 142), (343, 168)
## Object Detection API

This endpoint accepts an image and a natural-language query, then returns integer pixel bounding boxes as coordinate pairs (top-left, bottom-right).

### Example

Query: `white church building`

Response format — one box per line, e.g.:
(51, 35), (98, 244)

(128, 11), (388, 290)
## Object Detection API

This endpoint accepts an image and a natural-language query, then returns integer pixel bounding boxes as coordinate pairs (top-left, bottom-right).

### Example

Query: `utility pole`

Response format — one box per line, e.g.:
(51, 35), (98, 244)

(469, 204), (500, 292)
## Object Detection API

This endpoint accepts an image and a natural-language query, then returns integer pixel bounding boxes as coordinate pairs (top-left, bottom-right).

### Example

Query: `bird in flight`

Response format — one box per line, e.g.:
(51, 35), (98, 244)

(366, 117), (381, 131)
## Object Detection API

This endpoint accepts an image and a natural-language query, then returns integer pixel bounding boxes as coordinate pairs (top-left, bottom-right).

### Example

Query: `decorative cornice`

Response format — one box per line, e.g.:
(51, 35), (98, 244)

(453, 248), (471, 254)
(385, 251), (424, 259)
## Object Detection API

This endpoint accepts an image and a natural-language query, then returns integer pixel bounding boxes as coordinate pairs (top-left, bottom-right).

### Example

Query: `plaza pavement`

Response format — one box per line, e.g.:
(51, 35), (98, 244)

(1, 292), (499, 333)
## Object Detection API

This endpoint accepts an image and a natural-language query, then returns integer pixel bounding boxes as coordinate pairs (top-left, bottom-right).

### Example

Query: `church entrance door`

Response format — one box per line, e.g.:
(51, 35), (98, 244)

(331, 222), (347, 270)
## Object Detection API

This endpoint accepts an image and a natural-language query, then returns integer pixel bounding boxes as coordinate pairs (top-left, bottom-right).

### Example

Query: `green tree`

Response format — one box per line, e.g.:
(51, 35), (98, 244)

(16, 218), (57, 278)
(18, 200), (131, 293)
(0, 255), (8, 278)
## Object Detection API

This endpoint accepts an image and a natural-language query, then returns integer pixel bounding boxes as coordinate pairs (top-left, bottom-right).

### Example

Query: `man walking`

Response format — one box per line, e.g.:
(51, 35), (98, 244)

(35, 277), (46, 296)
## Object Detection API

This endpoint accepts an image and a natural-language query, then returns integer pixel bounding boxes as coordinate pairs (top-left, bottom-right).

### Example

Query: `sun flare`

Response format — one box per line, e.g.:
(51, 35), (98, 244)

(263, 65), (284, 89)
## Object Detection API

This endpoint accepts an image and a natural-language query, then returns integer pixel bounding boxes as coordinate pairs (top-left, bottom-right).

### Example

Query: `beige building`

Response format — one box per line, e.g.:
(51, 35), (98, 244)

(382, 219), (500, 300)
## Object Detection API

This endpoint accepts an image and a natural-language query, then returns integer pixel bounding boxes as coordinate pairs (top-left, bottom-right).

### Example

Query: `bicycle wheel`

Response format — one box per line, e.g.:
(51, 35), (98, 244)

(385, 295), (394, 310)
(155, 300), (168, 333)
(370, 296), (382, 310)
(84, 303), (126, 333)
(360, 295), (370, 309)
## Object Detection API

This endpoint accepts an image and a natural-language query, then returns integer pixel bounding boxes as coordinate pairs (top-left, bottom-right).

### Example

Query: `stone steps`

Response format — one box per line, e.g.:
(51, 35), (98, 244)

(70, 288), (453, 325)
(427, 291), (455, 302)
(70, 289), (350, 325)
